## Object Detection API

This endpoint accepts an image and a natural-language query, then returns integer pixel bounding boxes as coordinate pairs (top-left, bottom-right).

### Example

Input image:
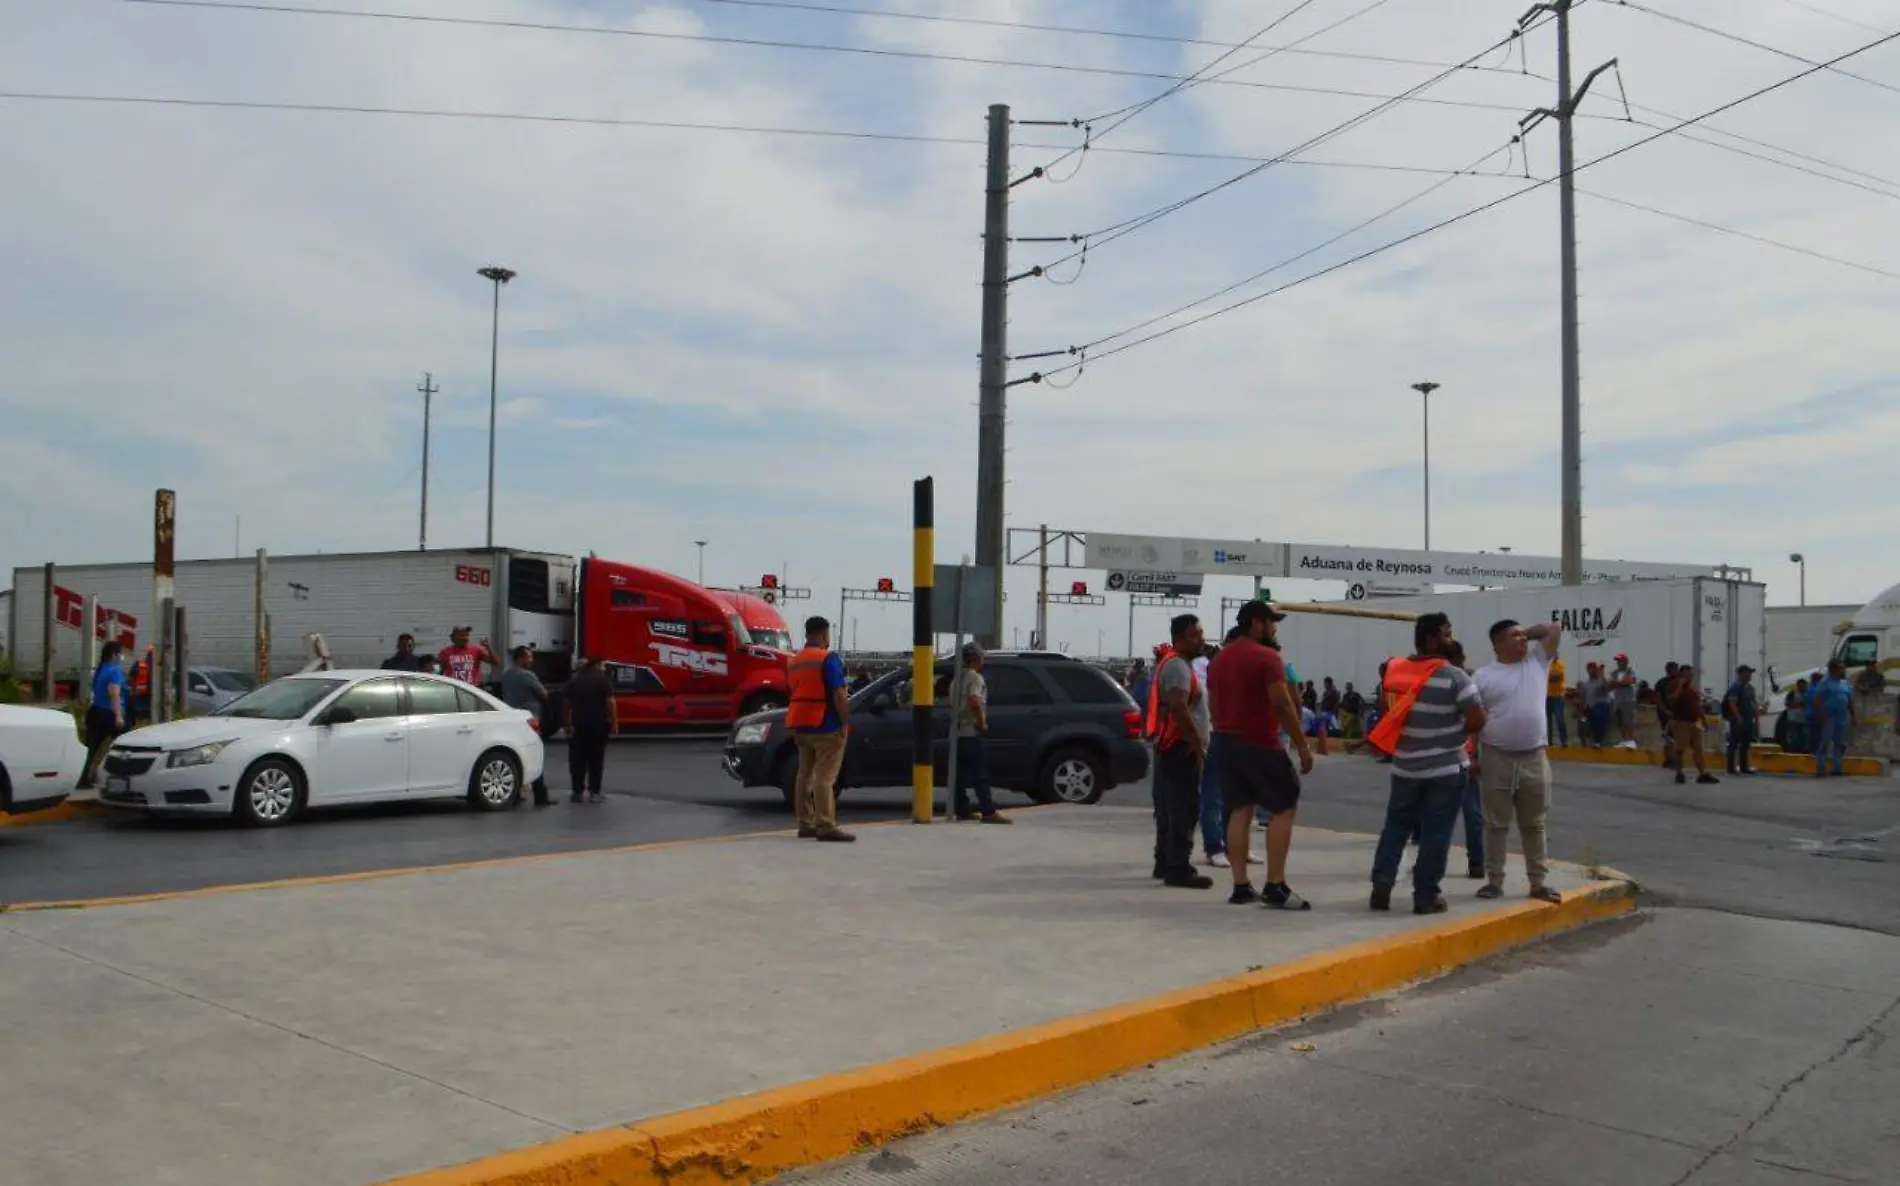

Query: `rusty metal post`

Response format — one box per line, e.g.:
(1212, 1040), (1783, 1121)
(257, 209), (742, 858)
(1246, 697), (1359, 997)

(254, 548), (270, 682)
(154, 490), (176, 722)
(40, 562), (55, 704)
(81, 594), (99, 687)
(173, 606), (188, 715)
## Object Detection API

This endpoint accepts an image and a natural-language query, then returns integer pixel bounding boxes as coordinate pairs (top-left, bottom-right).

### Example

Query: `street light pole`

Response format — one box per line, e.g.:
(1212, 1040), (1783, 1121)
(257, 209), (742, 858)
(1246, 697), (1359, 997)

(477, 266), (516, 549)
(694, 540), (708, 585)
(1789, 552), (1806, 606)
(1412, 381), (1440, 551)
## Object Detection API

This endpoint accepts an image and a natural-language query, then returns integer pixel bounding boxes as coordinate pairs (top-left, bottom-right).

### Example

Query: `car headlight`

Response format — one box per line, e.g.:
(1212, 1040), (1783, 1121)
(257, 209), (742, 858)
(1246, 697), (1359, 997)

(168, 739), (239, 768)
(732, 722), (771, 746)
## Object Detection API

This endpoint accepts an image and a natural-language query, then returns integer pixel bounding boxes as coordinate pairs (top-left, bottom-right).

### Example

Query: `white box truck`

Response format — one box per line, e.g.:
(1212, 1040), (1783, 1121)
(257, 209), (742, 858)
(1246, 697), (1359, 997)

(1274, 578), (1768, 702)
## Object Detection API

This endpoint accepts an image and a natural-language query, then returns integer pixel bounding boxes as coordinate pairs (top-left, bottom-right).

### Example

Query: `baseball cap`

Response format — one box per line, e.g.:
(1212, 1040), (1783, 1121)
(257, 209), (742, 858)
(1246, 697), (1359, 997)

(1738, 663), (1756, 674)
(452, 623), (472, 633)
(1236, 600), (1287, 629)
(1614, 652), (1628, 662)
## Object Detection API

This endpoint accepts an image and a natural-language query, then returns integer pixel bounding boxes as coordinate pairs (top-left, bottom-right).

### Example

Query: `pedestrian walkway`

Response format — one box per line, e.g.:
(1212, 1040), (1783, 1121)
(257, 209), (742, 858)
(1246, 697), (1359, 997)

(0, 808), (1617, 1186)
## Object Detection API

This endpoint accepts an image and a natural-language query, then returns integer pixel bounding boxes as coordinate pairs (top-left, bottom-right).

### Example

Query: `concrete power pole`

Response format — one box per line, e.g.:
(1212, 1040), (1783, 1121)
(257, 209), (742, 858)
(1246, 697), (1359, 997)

(1522, 0), (1615, 586)
(418, 372), (437, 551)
(974, 103), (1010, 649)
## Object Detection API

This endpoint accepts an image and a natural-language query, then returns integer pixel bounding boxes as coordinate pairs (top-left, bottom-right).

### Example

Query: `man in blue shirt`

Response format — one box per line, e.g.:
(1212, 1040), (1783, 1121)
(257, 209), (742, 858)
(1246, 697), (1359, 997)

(786, 616), (855, 842)
(1808, 660), (1858, 777)
(78, 641), (128, 789)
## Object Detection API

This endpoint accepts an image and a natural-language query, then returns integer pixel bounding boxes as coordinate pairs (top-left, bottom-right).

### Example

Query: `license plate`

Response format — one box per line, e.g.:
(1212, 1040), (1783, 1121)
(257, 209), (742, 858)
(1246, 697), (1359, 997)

(105, 776), (130, 798)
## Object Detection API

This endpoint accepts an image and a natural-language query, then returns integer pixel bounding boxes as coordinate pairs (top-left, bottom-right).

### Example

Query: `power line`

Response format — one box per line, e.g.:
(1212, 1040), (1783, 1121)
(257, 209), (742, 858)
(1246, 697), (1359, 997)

(1629, 116), (1900, 203)
(1764, 0), (1885, 35)
(90, 0), (1531, 109)
(1577, 186), (1900, 280)
(1612, 1), (1900, 100)
(1022, 20), (1900, 381)
(684, 0), (1537, 74)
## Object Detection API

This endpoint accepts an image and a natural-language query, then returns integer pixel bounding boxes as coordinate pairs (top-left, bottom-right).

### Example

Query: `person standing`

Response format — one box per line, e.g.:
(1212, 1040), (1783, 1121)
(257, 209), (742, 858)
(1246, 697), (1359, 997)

(77, 641), (128, 790)
(438, 626), (501, 687)
(1340, 682), (1366, 739)
(1472, 619), (1565, 903)
(381, 633), (425, 672)
(1657, 660), (1682, 768)
(1544, 652), (1570, 748)
(1208, 601), (1314, 910)
(1582, 663), (1613, 747)
(562, 656), (616, 803)
(1192, 640), (1238, 869)
(785, 616), (855, 841)
(1148, 615), (1212, 888)
(1809, 659), (1857, 778)
(1609, 653), (1638, 745)
(501, 646), (555, 806)
(952, 643), (1010, 824)
(1126, 659), (1151, 713)
(1784, 680), (1811, 753)
(1666, 664), (1719, 785)
(1722, 665), (1760, 776)
(1368, 613), (1486, 915)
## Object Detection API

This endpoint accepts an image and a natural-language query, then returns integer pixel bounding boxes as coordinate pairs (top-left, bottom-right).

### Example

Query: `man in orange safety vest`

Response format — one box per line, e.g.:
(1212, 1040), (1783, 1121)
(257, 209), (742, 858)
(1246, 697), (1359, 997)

(785, 616), (855, 843)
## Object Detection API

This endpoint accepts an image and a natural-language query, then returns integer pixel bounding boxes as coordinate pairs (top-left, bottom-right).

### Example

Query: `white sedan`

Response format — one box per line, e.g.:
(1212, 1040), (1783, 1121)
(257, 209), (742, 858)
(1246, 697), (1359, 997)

(101, 670), (545, 827)
(0, 704), (86, 818)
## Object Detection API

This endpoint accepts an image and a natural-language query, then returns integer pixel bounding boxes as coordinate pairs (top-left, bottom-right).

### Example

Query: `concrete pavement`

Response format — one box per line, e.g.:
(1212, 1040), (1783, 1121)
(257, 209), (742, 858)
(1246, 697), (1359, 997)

(0, 806), (1618, 1186)
(788, 907), (1900, 1186)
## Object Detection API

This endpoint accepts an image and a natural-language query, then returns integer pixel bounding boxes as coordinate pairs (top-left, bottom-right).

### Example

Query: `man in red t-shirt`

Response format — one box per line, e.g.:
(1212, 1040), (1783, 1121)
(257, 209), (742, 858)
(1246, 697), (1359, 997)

(1207, 601), (1315, 910)
(438, 625), (501, 687)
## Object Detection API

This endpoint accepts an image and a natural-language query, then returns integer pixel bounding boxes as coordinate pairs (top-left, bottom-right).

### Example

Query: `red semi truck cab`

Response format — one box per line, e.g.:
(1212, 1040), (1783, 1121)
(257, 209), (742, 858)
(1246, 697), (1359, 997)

(576, 558), (793, 728)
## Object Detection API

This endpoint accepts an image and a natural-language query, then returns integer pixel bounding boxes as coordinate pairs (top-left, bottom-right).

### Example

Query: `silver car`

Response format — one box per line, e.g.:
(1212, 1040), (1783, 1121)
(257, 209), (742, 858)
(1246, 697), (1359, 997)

(185, 667), (258, 715)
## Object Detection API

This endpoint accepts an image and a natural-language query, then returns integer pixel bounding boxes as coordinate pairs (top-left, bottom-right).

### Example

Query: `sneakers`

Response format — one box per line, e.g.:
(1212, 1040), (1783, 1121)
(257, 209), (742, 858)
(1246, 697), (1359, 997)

(1476, 884), (1504, 900)
(1414, 895), (1449, 915)
(1152, 863), (1167, 881)
(1208, 852), (1232, 869)
(1370, 885), (1393, 912)
(979, 813), (1013, 825)
(1529, 885), (1562, 903)
(1249, 848), (1267, 865)
(1163, 872), (1215, 890)
(1467, 864), (1485, 880)
(816, 828), (857, 843)
(1674, 772), (1686, 785)
(1228, 883), (1260, 905)
(1696, 773), (1720, 785)
(1263, 883), (1311, 911)
(796, 826), (819, 839)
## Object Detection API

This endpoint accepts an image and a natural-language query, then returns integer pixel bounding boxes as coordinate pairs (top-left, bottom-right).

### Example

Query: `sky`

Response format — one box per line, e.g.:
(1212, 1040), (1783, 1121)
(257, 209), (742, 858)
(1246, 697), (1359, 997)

(4, 0), (1898, 655)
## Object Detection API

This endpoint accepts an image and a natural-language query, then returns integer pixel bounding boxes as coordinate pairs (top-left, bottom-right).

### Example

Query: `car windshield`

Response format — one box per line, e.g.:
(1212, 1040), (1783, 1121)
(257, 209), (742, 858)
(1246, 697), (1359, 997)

(212, 678), (346, 720)
(206, 670), (256, 693)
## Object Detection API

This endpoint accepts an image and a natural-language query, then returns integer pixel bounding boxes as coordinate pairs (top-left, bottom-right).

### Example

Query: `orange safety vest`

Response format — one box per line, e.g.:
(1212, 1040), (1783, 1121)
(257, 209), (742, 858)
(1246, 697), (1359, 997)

(132, 656), (152, 696)
(785, 645), (833, 730)
(1144, 646), (1202, 750)
(1367, 656), (1448, 755)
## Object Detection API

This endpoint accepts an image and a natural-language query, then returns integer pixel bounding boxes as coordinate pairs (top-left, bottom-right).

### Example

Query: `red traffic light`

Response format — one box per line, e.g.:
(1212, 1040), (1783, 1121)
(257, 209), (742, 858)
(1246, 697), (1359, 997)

(760, 574), (779, 589)
(1070, 581), (1089, 596)
(875, 577), (896, 593)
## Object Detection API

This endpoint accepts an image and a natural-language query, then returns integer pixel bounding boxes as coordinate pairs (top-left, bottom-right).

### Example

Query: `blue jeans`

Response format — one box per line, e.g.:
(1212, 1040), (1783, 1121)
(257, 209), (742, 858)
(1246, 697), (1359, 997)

(1372, 773), (1464, 903)
(1199, 756), (1225, 856)
(1546, 697), (1569, 746)
(1460, 772), (1485, 871)
(1814, 716), (1847, 776)
(954, 735), (996, 816)
(1587, 704), (1612, 746)
(1727, 721), (1757, 770)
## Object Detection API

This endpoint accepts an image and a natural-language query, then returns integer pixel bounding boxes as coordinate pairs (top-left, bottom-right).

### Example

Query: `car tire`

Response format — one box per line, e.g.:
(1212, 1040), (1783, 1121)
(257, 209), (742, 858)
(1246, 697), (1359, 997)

(234, 757), (306, 827)
(776, 749), (799, 808)
(1032, 746), (1106, 805)
(742, 691), (789, 717)
(468, 749), (522, 811)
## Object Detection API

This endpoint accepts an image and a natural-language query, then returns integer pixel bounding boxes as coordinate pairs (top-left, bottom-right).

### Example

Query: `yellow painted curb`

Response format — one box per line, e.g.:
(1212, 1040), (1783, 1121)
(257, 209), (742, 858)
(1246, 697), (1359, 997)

(382, 879), (1637, 1186)
(0, 800), (115, 829)
(1547, 746), (1886, 777)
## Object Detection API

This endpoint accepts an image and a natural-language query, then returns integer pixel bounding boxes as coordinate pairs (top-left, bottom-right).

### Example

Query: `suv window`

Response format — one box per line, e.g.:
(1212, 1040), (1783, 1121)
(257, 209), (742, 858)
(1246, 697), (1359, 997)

(405, 678), (463, 716)
(984, 664), (1053, 707)
(331, 679), (403, 721)
(1047, 665), (1133, 705)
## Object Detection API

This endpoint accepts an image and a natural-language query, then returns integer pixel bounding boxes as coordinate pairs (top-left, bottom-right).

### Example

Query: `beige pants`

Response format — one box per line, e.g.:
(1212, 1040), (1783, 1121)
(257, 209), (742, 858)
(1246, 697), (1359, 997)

(794, 732), (846, 832)
(1670, 721), (1707, 772)
(1478, 743), (1552, 888)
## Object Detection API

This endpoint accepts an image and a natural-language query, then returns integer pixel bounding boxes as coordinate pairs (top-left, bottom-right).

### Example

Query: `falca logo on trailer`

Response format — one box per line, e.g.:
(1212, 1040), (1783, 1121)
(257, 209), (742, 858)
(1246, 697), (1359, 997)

(1551, 606), (1625, 647)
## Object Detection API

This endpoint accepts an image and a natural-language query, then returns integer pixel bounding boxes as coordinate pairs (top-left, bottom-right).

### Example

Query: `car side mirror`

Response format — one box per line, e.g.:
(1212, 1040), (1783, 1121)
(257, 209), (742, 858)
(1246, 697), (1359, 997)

(323, 706), (358, 726)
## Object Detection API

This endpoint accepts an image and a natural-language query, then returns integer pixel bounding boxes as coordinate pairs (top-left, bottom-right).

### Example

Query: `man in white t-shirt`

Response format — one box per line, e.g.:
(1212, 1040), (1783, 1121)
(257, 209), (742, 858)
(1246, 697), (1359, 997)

(1471, 617), (1564, 904)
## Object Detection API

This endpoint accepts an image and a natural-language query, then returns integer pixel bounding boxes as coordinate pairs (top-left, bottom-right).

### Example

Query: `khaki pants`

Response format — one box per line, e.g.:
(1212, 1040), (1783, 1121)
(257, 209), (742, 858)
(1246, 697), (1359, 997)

(1478, 743), (1551, 889)
(1670, 721), (1707, 772)
(794, 732), (846, 832)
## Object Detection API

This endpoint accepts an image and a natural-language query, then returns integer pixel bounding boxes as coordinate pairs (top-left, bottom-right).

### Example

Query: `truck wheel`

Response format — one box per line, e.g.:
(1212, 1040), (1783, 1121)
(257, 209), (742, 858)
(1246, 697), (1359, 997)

(468, 750), (521, 811)
(234, 758), (306, 827)
(1032, 746), (1106, 805)
(742, 691), (788, 717)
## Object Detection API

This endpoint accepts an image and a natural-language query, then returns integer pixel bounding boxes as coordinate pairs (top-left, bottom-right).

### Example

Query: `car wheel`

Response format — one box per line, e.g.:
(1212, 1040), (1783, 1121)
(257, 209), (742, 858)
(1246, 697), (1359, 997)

(776, 749), (799, 808)
(469, 750), (522, 811)
(1033, 746), (1106, 805)
(234, 758), (306, 827)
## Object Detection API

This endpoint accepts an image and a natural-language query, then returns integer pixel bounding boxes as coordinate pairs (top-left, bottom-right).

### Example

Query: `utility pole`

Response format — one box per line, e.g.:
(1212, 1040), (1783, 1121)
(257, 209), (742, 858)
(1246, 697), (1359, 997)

(418, 373), (437, 551)
(974, 103), (1010, 650)
(477, 266), (516, 549)
(1412, 381), (1439, 552)
(1521, 1), (1615, 586)
(1034, 523), (1049, 651)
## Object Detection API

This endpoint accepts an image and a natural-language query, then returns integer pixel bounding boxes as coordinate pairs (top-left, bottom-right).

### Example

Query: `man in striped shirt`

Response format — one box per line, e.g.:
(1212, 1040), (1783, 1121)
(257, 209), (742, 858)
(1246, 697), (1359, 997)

(1369, 612), (1487, 915)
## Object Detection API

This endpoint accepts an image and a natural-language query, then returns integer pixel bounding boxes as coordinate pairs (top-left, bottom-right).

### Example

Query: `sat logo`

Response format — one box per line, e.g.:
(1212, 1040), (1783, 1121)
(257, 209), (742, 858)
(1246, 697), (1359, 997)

(651, 642), (729, 676)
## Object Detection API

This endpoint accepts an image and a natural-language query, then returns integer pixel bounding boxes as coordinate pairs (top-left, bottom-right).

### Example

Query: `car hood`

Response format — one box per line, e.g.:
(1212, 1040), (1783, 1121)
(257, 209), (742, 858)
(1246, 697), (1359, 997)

(115, 717), (290, 749)
(0, 704), (81, 733)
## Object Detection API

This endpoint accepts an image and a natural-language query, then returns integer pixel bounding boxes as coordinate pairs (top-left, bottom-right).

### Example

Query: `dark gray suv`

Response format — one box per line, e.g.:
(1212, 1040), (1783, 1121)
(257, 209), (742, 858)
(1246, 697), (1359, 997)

(722, 653), (1150, 806)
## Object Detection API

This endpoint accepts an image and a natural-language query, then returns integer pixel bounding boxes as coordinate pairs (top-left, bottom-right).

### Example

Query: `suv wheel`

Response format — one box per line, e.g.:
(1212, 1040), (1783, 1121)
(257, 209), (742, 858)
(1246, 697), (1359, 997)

(1033, 746), (1106, 805)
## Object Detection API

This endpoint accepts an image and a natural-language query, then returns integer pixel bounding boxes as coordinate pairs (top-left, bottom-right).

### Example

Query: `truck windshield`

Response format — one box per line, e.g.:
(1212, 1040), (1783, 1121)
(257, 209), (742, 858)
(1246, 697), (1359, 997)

(749, 626), (794, 652)
(727, 614), (757, 648)
(213, 679), (347, 720)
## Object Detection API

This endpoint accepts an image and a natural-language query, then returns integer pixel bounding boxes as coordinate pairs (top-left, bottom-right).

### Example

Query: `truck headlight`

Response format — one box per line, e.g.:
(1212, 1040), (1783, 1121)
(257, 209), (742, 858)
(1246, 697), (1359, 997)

(732, 722), (771, 746)
(168, 739), (238, 769)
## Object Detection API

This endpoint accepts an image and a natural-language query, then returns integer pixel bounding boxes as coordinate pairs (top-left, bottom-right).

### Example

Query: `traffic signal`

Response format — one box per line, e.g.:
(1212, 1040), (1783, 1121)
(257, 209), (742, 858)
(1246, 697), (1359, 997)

(875, 577), (896, 593)
(761, 574), (779, 589)
(1070, 581), (1089, 596)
